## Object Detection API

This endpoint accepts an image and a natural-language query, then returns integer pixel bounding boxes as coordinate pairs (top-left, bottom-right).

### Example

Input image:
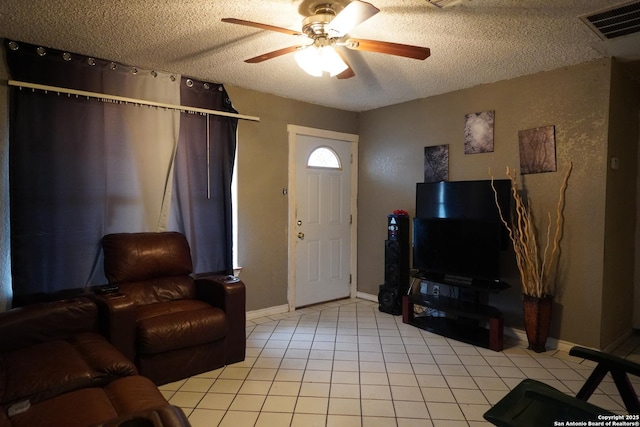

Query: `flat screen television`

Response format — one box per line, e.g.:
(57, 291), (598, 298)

(413, 217), (502, 282)
(416, 179), (511, 223)
(413, 179), (512, 282)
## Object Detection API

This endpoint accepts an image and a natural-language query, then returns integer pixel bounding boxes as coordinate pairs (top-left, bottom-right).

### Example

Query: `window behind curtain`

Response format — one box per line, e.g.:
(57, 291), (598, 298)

(5, 40), (237, 306)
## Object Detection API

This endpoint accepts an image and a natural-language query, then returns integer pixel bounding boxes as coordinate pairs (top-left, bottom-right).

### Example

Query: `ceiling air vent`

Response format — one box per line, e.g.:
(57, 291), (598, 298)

(580, 1), (640, 40)
(424, 0), (463, 9)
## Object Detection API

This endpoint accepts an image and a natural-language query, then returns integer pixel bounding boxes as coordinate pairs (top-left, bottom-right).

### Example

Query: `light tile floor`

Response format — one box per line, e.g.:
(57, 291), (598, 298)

(159, 298), (640, 427)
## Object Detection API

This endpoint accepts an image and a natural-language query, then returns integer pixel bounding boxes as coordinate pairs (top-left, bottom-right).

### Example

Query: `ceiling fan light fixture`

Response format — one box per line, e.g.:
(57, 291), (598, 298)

(222, 0), (431, 79)
(295, 45), (348, 77)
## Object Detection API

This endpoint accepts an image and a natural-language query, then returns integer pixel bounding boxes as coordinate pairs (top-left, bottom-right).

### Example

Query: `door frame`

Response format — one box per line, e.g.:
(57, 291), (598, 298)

(287, 124), (358, 312)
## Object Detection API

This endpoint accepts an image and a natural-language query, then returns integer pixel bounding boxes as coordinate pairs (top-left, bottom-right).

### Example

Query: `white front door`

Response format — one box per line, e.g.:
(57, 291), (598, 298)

(288, 126), (358, 309)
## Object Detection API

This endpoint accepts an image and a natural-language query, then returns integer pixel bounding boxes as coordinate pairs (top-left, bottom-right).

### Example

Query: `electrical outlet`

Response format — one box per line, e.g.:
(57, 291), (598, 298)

(432, 285), (440, 296)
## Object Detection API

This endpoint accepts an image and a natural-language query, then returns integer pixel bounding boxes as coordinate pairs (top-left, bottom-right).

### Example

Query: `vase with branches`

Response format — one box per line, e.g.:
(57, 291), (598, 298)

(491, 163), (572, 351)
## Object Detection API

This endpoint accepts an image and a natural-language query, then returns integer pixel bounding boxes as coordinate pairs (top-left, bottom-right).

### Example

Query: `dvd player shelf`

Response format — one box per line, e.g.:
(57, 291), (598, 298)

(402, 273), (510, 351)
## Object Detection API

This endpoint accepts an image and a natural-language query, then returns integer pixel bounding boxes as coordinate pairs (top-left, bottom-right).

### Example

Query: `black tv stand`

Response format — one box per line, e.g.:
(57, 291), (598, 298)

(443, 274), (473, 286)
(402, 272), (510, 351)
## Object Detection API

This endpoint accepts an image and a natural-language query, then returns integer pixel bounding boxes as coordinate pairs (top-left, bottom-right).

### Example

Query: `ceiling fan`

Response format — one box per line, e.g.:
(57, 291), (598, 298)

(222, 0), (430, 79)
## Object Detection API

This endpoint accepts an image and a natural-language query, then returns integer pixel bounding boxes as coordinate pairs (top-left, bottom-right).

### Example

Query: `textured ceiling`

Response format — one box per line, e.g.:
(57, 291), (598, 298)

(1, 0), (640, 112)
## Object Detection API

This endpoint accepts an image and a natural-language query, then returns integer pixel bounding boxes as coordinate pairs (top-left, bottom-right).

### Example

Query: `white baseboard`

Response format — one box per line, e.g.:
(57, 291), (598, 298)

(356, 291), (378, 303)
(602, 328), (635, 353)
(246, 304), (289, 320)
(504, 327), (584, 353)
(247, 294), (378, 321)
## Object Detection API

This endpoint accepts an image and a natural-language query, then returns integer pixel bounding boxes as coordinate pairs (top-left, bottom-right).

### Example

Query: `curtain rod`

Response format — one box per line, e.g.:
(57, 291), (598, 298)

(8, 80), (260, 122)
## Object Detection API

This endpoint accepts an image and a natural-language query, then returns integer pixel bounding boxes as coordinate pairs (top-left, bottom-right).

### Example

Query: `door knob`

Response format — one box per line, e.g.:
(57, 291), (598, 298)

(297, 232), (305, 240)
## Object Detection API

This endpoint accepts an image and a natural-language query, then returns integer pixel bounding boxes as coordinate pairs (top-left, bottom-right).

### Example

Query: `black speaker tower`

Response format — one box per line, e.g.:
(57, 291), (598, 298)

(378, 214), (410, 315)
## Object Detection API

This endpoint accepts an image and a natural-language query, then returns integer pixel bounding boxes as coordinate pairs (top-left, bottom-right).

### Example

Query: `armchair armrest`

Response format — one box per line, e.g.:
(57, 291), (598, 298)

(92, 293), (137, 362)
(569, 346), (640, 413)
(195, 275), (246, 365)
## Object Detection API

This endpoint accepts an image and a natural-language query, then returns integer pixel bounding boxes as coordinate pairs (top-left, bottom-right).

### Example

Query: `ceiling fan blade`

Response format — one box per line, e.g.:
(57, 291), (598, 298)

(221, 18), (303, 36)
(327, 1), (380, 37)
(245, 46), (302, 63)
(335, 50), (356, 79)
(345, 38), (430, 60)
(336, 67), (355, 79)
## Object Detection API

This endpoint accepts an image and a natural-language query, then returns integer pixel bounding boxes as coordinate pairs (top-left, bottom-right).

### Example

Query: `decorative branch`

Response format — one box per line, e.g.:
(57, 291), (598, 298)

(545, 162), (572, 286)
(491, 163), (572, 298)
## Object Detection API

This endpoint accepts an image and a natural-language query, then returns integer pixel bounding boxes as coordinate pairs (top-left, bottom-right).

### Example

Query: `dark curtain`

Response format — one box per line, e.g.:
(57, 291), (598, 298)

(9, 89), (107, 299)
(6, 40), (237, 305)
(169, 78), (238, 275)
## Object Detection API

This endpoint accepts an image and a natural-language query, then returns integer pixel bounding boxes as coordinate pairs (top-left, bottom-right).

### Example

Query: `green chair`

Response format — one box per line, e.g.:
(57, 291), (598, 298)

(484, 346), (640, 426)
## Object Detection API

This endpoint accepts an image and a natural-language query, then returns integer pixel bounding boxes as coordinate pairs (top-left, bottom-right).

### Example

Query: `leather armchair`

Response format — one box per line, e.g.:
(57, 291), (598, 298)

(0, 298), (188, 427)
(0, 297), (137, 410)
(100, 232), (246, 385)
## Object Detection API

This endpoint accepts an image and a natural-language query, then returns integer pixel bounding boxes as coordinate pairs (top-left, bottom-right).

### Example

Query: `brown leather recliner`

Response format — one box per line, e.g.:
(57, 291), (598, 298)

(0, 297), (137, 410)
(0, 297), (190, 427)
(100, 232), (246, 385)
(4, 376), (189, 427)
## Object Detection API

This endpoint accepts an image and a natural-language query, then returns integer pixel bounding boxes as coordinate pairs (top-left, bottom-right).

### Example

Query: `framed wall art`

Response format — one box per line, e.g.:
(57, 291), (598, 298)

(424, 145), (449, 182)
(518, 125), (557, 174)
(464, 110), (495, 154)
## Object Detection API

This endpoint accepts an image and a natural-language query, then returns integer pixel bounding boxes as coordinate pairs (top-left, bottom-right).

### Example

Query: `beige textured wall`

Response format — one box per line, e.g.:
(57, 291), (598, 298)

(225, 86), (358, 311)
(358, 59), (614, 348)
(602, 60), (640, 346)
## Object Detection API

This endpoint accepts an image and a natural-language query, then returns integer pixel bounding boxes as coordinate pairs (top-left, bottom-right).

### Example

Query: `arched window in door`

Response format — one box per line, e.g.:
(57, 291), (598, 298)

(307, 146), (341, 169)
